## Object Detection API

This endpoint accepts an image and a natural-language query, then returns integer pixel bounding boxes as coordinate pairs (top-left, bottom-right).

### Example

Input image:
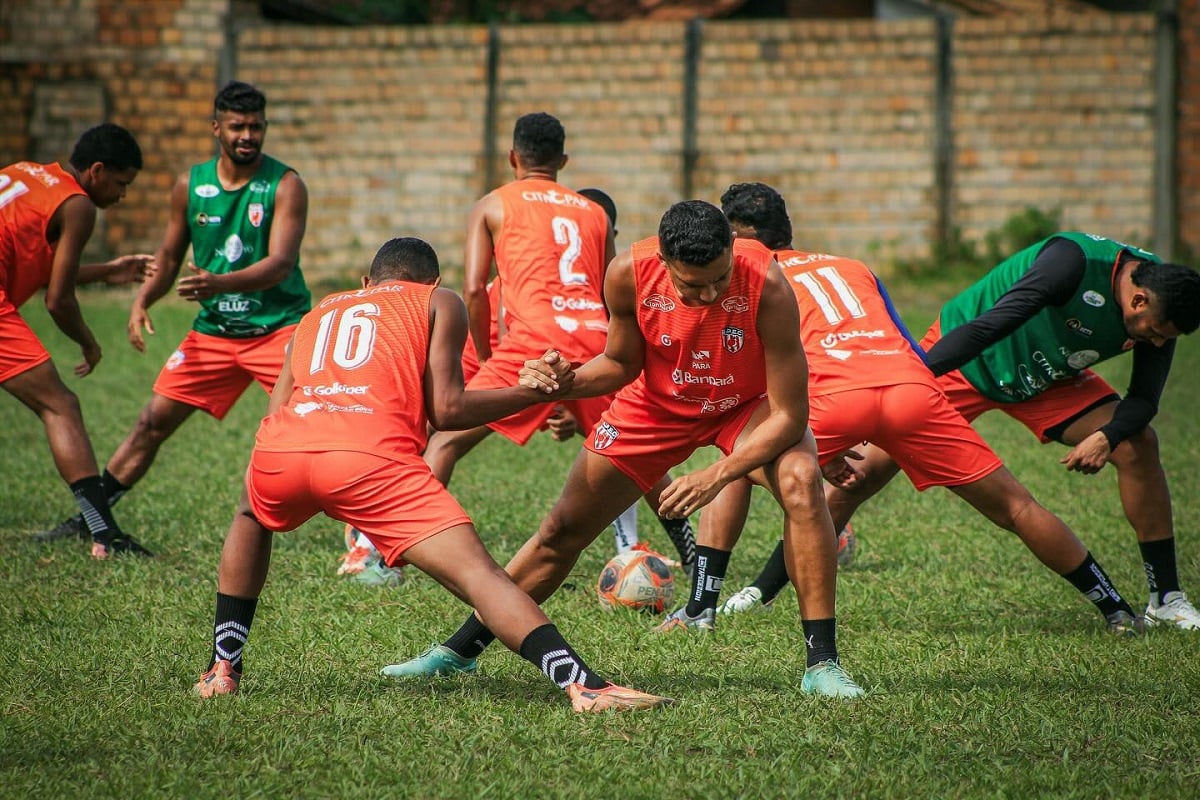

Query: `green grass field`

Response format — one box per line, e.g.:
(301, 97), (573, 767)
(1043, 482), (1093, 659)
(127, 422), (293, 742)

(2, 287), (1198, 799)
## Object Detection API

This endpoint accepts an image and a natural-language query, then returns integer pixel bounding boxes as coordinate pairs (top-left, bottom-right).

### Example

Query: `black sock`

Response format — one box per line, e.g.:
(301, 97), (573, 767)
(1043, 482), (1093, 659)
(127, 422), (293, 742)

(1139, 538), (1180, 604)
(751, 540), (791, 603)
(211, 592), (258, 672)
(518, 623), (607, 690)
(69, 476), (120, 540)
(100, 469), (131, 507)
(802, 618), (838, 668)
(657, 515), (696, 570)
(1063, 553), (1134, 619)
(444, 614), (496, 660)
(685, 546), (731, 617)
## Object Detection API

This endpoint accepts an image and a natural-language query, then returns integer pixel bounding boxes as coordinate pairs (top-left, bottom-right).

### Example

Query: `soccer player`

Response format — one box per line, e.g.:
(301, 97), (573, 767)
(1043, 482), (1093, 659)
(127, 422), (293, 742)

(37, 81), (312, 544)
(385, 200), (864, 699)
(3, 123), (155, 558)
(422, 117), (695, 571)
(193, 236), (671, 713)
(725, 222), (1200, 632)
(673, 183), (1142, 634)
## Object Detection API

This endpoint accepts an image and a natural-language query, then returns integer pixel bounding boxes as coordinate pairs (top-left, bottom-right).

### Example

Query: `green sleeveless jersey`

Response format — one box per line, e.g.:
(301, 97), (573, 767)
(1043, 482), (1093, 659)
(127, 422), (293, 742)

(939, 232), (1158, 403)
(186, 155), (311, 337)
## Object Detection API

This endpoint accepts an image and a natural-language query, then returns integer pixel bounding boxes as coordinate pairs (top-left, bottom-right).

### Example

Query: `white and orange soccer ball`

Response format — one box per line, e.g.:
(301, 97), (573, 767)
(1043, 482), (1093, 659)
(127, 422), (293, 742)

(596, 549), (675, 613)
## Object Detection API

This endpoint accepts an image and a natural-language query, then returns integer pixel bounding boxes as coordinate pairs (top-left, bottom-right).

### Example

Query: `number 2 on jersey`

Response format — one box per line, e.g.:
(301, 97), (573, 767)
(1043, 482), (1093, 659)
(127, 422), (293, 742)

(308, 303), (379, 373)
(793, 267), (865, 325)
(552, 216), (587, 286)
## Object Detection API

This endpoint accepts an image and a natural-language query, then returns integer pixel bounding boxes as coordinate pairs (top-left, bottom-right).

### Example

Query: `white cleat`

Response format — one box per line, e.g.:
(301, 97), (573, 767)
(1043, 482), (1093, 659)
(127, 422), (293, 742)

(1145, 591), (1200, 630)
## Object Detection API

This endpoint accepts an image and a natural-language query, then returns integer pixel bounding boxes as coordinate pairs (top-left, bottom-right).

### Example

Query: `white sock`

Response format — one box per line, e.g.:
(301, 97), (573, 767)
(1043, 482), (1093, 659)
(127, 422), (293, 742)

(612, 503), (639, 553)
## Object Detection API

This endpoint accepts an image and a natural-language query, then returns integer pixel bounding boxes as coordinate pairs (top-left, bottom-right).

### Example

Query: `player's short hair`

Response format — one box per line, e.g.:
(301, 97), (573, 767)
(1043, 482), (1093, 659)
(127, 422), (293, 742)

(512, 112), (565, 168)
(1133, 260), (1200, 333)
(658, 200), (732, 266)
(371, 237), (440, 284)
(214, 81), (267, 115)
(69, 123), (143, 172)
(579, 188), (617, 228)
(720, 182), (793, 251)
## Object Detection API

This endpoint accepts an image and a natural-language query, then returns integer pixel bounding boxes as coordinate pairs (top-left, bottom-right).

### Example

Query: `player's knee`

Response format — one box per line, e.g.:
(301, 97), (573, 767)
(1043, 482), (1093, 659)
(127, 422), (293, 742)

(775, 456), (825, 516)
(130, 405), (174, 445)
(1111, 425), (1161, 468)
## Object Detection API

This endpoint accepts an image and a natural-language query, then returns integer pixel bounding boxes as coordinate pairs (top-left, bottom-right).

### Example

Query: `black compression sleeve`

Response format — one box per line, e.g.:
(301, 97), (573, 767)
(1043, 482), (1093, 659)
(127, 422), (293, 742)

(1098, 339), (1174, 448)
(925, 237), (1087, 376)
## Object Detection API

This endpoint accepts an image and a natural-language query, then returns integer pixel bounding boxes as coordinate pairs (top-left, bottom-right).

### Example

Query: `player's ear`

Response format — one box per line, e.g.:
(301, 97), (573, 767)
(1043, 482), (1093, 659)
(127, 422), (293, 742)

(360, 274), (370, 288)
(433, 276), (443, 288)
(508, 149), (518, 169)
(558, 153), (569, 170)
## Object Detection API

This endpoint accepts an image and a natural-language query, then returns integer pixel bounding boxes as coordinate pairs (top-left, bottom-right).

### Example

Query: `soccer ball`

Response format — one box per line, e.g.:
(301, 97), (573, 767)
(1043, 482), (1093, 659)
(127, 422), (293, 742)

(596, 549), (675, 613)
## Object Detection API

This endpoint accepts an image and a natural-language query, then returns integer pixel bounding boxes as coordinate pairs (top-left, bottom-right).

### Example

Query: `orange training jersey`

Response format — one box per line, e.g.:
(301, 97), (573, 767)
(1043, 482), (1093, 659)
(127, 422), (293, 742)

(490, 178), (609, 362)
(776, 248), (935, 396)
(627, 236), (769, 419)
(254, 281), (436, 459)
(0, 162), (87, 309)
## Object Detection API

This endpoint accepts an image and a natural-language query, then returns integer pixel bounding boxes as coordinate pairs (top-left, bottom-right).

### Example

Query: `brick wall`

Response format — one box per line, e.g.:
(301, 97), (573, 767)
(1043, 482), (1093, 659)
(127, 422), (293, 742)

(3, 3), (1195, 281)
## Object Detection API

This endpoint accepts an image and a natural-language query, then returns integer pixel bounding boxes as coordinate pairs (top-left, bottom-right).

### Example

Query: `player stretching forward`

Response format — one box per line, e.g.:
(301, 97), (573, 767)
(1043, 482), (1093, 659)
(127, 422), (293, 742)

(385, 200), (863, 698)
(725, 222), (1200, 631)
(3, 123), (154, 558)
(669, 183), (1141, 634)
(193, 237), (670, 712)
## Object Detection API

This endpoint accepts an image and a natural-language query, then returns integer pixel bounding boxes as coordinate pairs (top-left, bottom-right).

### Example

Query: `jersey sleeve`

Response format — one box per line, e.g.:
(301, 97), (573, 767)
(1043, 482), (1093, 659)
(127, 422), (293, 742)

(1097, 339), (1174, 448)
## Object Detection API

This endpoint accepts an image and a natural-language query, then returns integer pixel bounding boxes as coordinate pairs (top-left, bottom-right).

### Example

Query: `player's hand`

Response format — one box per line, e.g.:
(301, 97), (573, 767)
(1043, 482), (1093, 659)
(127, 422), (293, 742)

(821, 448), (865, 489)
(127, 305), (155, 352)
(177, 263), (219, 301)
(519, 349), (574, 395)
(657, 468), (723, 520)
(103, 253), (157, 285)
(75, 340), (102, 377)
(544, 404), (579, 442)
(1060, 431), (1111, 474)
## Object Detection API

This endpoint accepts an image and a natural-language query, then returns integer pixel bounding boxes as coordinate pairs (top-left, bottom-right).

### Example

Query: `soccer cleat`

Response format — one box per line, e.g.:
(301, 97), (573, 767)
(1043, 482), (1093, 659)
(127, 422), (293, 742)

(653, 606), (716, 633)
(32, 513), (89, 543)
(380, 645), (477, 678)
(1144, 591), (1200, 630)
(1104, 610), (1146, 637)
(338, 545), (374, 576)
(90, 532), (154, 559)
(836, 523), (857, 568)
(566, 682), (675, 712)
(801, 660), (865, 699)
(718, 586), (773, 615)
(354, 558), (405, 587)
(194, 659), (241, 698)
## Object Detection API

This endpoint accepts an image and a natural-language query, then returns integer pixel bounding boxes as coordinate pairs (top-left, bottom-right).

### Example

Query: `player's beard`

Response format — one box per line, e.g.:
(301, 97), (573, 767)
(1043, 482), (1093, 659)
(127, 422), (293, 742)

(227, 142), (261, 166)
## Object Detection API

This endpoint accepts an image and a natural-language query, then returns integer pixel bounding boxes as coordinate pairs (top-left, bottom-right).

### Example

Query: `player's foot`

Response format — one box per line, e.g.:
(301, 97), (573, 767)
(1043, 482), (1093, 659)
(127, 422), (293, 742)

(566, 682), (675, 712)
(1104, 610), (1146, 637)
(32, 513), (88, 543)
(836, 523), (856, 568)
(1145, 591), (1200, 630)
(380, 645), (477, 678)
(630, 542), (680, 568)
(718, 586), (773, 615)
(653, 606), (715, 633)
(337, 545), (374, 576)
(90, 533), (154, 559)
(194, 659), (241, 698)
(354, 558), (405, 587)
(801, 660), (865, 699)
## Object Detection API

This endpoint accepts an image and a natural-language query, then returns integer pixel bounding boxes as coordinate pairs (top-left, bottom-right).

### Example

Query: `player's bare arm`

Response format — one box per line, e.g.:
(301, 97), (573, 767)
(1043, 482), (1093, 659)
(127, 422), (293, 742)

(77, 253), (157, 286)
(267, 338), (295, 416)
(557, 249), (645, 398)
(425, 288), (569, 430)
(462, 192), (502, 361)
(44, 194), (102, 376)
(658, 263), (810, 518)
(176, 170), (308, 300)
(128, 172), (192, 351)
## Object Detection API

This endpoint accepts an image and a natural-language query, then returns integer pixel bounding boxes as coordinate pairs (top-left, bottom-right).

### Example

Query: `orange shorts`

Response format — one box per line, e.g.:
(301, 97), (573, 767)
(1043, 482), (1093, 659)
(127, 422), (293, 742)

(467, 351), (611, 445)
(153, 326), (296, 420)
(810, 383), (1002, 491)
(921, 321), (1120, 443)
(0, 306), (51, 384)
(584, 389), (765, 493)
(246, 448), (471, 568)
